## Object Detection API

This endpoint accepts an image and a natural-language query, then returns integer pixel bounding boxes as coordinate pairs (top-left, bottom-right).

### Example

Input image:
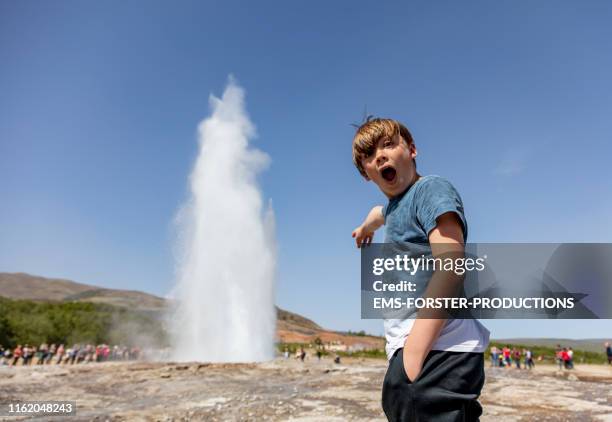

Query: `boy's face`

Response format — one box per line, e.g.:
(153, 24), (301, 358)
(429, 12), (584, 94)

(361, 134), (417, 198)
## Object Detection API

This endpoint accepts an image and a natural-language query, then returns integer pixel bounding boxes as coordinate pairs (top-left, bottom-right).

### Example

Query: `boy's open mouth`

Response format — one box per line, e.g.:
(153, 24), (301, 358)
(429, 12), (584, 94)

(380, 166), (397, 183)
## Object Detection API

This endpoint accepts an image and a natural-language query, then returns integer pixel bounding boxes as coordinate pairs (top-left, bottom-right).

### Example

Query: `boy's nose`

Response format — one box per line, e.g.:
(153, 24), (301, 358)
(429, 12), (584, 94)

(376, 152), (388, 165)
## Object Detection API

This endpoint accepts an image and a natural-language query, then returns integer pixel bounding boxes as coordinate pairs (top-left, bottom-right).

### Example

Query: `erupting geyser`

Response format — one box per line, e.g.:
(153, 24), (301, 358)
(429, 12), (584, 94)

(170, 77), (277, 362)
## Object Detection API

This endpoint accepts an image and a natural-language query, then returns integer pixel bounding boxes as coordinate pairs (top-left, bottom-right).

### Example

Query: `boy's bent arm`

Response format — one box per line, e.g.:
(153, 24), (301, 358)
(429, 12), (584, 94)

(352, 205), (385, 248)
(402, 212), (465, 382)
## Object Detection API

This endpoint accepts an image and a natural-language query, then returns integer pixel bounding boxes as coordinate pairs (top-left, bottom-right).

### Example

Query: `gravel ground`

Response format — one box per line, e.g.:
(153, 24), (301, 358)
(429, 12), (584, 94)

(0, 358), (610, 421)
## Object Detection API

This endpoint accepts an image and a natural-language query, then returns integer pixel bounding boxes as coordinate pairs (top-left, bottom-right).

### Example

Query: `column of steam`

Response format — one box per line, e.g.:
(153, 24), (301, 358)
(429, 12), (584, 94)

(170, 77), (277, 362)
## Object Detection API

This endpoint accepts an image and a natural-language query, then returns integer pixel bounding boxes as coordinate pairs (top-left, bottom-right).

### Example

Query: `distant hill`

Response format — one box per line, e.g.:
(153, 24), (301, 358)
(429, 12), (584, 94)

(0, 273), (166, 311)
(0, 272), (384, 350)
(276, 307), (321, 331)
(275, 307), (383, 349)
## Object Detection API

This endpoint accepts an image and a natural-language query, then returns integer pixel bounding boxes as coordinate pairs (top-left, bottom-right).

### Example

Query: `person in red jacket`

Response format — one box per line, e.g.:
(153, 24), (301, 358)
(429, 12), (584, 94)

(502, 346), (511, 367)
(561, 348), (571, 369)
(12, 345), (22, 366)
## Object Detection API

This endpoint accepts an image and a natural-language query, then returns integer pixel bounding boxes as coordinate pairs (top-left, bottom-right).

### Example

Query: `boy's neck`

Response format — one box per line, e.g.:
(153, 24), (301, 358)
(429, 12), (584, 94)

(387, 172), (422, 199)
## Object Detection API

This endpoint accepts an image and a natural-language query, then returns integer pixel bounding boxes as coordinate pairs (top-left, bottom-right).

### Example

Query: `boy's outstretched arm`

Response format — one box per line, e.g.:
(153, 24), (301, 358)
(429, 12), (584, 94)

(402, 212), (465, 382)
(352, 205), (385, 248)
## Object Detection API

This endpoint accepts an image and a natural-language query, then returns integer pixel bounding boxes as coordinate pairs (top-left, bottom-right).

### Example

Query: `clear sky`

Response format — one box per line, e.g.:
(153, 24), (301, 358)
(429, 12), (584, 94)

(1, 1), (611, 339)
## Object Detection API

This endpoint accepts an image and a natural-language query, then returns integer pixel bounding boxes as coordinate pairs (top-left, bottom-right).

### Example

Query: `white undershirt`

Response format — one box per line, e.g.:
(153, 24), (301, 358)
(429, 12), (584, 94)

(384, 317), (490, 360)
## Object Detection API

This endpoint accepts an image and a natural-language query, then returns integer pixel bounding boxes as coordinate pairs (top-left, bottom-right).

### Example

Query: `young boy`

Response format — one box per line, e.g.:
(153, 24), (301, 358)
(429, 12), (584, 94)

(351, 118), (490, 421)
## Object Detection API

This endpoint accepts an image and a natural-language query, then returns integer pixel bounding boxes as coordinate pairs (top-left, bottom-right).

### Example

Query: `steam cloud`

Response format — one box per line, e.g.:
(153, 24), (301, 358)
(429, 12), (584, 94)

(170, 77), (277, 362)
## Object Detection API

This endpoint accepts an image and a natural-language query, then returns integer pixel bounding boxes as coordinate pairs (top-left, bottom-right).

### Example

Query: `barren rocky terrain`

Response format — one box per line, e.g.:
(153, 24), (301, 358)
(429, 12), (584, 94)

(0, 358), (610, 421)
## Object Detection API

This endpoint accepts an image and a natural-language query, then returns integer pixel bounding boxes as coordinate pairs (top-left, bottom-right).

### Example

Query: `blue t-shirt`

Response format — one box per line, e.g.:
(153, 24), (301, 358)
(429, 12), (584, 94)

(382, 175), (468, 244)
(380, 175), (490, 359)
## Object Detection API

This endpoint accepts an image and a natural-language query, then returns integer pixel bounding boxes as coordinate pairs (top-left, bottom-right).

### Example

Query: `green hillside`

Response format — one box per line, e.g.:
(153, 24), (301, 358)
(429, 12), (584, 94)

(494, 338), (610, 354)
(0, 296), (166, 348)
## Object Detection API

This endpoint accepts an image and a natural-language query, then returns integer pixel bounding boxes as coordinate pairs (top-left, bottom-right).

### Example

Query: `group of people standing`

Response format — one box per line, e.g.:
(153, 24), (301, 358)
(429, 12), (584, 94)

(0, 343), (141, 366)
(282, 347), (342, 364)
(489, 344), (588, 370)
(554, 345), (575, 370)
(490, 346), (535, 369)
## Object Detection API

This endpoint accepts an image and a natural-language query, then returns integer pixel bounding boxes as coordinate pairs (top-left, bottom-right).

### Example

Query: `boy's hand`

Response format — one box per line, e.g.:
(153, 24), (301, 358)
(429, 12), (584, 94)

(352, 225), (374, 248)
(403, 346), (425, 382)
(352, 205), (385, 248)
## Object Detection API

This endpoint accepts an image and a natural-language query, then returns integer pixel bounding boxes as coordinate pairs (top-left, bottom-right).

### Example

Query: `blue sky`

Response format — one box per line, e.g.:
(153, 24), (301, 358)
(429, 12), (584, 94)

(1, 1), (611, 339)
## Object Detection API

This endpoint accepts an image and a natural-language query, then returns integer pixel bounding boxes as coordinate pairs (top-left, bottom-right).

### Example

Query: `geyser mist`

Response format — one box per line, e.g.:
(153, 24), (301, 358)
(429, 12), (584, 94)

(170, 78), (276, 362)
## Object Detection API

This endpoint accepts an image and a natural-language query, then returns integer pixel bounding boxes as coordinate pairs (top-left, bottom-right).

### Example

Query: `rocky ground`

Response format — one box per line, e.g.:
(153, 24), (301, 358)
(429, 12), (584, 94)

(0, 358), (611, 421)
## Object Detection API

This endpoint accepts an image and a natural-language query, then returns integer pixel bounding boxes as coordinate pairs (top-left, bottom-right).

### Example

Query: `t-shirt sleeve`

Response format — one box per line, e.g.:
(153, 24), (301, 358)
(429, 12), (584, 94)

(416, 177), (468, 241)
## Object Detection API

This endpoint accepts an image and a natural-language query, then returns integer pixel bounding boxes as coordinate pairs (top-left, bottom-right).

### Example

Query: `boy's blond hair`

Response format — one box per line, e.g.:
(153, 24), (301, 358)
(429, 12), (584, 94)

(351, 118), (414, 178)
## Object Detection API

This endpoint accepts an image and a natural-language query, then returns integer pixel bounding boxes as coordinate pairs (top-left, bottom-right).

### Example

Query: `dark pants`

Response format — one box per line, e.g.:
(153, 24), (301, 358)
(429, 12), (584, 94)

(382, 348), (485, 422)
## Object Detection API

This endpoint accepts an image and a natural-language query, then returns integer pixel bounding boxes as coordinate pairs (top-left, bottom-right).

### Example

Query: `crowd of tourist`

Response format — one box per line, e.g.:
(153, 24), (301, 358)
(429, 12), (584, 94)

(554, 345), (575, 369)
(489, 346), (536, 369)
(0, 343), (141, 366)
(282, 346), (342, 364)
(489, 342), (612, 370)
